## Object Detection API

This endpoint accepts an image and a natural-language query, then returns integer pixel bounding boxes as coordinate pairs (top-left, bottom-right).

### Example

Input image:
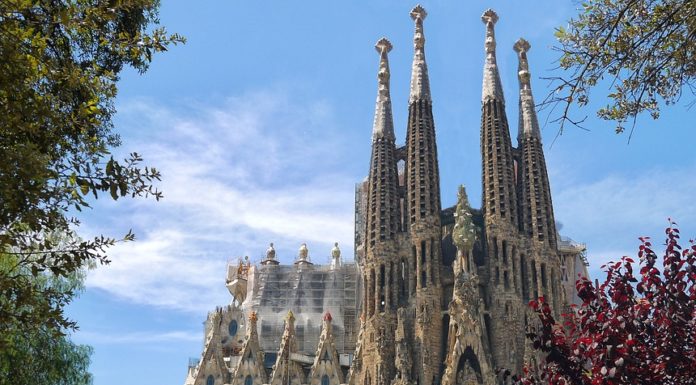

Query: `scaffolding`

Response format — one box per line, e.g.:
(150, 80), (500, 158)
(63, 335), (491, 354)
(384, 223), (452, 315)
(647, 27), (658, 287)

(241, 262), (361, 357)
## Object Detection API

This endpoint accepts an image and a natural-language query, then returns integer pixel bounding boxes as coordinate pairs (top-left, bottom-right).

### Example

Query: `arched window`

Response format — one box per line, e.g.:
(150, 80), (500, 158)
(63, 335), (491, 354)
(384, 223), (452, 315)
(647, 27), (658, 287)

(244, 375), (253, 385)
(228, 319), (238, 336)
(206, 375), (214, 385)
(322, 374), (330, 385)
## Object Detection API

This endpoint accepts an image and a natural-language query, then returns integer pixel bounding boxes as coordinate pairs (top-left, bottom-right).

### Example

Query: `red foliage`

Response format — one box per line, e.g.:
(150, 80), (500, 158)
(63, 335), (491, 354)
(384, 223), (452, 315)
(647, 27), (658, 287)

(514, 222), (696, 385)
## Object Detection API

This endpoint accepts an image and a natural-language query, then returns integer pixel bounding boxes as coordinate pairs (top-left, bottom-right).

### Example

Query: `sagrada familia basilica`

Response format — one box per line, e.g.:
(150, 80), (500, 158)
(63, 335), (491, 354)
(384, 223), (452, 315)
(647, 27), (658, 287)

(184, 6), (588, 385)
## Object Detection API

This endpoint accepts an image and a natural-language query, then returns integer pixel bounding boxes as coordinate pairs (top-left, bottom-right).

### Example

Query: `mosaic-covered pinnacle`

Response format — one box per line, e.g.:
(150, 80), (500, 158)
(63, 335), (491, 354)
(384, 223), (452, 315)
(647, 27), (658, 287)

(481, 8), (504, 104)
(514, 38), (541, 139)
(372, 38), (395, 141)
(409, 4), (431, 103)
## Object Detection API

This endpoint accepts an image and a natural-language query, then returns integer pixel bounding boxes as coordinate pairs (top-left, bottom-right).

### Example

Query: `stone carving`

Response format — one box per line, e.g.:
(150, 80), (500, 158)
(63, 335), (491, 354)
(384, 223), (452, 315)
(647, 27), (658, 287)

(299, 244), (309, 260)
(266, 243), (276, 260)
(331, 243), (340, 259)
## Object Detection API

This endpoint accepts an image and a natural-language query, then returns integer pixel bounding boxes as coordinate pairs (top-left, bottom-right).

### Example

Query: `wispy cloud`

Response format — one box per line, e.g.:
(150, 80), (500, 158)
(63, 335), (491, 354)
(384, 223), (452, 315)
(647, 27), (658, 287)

(553, 163), (696, 276)
(74, 330), (201, 345)
(83, 90), (359, 313)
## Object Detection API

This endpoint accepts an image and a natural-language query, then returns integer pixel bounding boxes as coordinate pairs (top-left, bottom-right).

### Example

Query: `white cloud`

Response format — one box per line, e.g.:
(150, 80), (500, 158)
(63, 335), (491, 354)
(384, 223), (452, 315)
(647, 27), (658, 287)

(74, 329), (201, 345)
(83, 90), (358, 313)
(553, 163), (696, 275)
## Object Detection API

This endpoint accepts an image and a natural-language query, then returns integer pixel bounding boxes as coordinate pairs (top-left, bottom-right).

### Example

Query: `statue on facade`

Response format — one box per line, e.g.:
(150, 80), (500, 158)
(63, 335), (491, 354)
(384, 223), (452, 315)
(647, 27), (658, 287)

(266, 243), (276, 260)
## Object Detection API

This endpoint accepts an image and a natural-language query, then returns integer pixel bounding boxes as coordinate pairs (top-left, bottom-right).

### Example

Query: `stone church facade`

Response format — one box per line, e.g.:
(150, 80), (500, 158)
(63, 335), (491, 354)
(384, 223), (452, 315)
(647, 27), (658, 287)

(184, 6), (589, 385)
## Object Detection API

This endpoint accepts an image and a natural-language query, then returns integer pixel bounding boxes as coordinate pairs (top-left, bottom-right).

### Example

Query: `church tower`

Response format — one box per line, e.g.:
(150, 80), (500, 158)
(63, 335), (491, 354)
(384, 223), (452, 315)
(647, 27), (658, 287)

(480, 9), (518, 230)
(514, 39), (563, 314)
(404, 6), (443, 385)
(361, 37), (401, 385)
(479, 10), (526, 373)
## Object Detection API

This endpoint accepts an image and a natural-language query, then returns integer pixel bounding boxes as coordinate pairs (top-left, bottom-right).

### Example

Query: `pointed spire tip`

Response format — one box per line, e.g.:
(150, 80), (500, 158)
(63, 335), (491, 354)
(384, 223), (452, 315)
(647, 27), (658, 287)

(481, 9), (499, 25)
(375, 38), (393, 54)
(410, 5), (427, 21)
(514, 38), (531, 54)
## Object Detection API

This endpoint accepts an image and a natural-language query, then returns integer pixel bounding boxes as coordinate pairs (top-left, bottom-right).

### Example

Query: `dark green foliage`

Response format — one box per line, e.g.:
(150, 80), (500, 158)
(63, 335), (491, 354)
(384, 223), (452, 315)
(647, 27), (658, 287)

(0, 258), (93, 385)
(0, 0), (183, 335)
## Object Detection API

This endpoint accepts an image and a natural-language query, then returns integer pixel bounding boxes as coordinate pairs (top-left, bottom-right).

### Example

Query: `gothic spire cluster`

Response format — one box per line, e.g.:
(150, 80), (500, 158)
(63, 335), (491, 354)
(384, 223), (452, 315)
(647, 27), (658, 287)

(186, 7), (587, 385)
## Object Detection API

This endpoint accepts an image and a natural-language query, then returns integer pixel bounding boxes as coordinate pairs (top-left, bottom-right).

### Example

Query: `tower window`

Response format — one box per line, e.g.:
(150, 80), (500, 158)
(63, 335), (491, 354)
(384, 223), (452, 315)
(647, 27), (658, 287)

(322, 375), (330, 385)
(207, 375), (215, 385)
(245, 375), (253, 385)
(228, 319), (238, 337)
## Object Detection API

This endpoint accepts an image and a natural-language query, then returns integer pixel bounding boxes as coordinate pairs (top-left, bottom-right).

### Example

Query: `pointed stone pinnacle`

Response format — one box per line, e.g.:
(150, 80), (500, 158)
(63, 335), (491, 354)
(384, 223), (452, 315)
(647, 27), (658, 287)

(514, 38), (532, 87)
(516, 38), (540, 139)
(513, 38), (531, 54)
(409, 5), (431, 103)
(481, 9), (499, 25)
(481, 9), (504, 103)
(372, 36), (395, 141)
(410, 4), (427, 21)
(375, 37), (393, 54)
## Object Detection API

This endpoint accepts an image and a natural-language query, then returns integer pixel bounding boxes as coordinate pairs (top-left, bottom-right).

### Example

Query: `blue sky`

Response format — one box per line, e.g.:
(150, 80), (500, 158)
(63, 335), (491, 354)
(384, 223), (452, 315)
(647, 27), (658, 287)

(67, 1), (696, 385)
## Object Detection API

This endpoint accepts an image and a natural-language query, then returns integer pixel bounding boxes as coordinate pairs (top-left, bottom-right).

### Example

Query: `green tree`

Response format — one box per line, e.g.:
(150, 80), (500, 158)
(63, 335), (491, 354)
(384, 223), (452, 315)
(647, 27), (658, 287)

(548, 0), (695, 138)
(0, 1), (183, 333)
(0, 254), (93, 385)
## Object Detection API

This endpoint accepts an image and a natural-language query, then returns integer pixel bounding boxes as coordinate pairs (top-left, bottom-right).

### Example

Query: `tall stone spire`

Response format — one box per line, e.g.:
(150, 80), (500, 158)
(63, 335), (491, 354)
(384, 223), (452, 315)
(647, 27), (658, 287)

(405, 6), (443, 385)
(514, 38), (557, 249)
(479, 9), (518, 228)
(372, 38), (395, 141)
(365, 37), (399, 253)
(409, 5), (431, 103)
(514, 38), (540, 139)
(481, 9), (504, 104)
(360, 37), (401, 385)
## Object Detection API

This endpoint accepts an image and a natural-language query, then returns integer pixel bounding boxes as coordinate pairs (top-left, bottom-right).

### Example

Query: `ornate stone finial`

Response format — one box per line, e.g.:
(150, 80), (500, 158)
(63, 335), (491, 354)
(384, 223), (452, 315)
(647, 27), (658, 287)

(410, 5), (427, 49)
(372, 38), (395, 141)
(375, 38), (392, 87)
(375, 37), (393, 55)
(514, 38), (532, 88)
(249, 311), (258, 323)
(286, 310), (295, 322)
(481, 9), (499, 26)
(324, 312), (332, 322)
(482, 9), (498, 54)
(410, 4), (427, 21)
(266, 242), (276, 260)
(298, 243), (309, 260)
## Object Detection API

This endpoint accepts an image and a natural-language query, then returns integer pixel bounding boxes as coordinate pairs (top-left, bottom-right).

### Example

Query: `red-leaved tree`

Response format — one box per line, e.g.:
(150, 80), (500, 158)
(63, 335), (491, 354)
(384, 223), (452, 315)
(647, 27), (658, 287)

(514, 222), (696, 385)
